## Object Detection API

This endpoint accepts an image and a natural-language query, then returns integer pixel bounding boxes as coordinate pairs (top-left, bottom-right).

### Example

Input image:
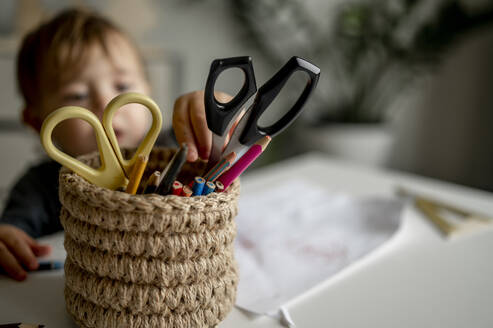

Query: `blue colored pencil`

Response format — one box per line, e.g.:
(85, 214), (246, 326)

(202, 181), (216, 195)
(37, 260), (64, 271)
(192, 176), (205, 196)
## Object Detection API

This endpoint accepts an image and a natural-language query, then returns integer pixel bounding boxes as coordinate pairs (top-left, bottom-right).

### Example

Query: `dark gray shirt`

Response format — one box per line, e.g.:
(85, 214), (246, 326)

(0, 160), (62, 238)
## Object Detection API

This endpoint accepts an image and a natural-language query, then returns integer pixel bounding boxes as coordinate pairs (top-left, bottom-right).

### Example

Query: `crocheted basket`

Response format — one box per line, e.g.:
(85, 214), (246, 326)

(58, 147), (240, 328)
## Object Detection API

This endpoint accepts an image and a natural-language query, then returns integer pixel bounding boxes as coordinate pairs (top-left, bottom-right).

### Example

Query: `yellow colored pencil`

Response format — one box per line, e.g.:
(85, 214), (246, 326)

(125, 154), (148, 194)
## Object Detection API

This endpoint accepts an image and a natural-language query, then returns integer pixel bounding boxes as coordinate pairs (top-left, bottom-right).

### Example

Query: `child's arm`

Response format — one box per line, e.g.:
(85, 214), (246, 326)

(173, 91), (232, 162)
(0, 161), (60, 280)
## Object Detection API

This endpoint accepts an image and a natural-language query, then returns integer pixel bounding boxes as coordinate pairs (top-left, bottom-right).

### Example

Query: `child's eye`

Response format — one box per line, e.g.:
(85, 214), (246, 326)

(63, 92), (88, 102)
(115, 82), (132, 92)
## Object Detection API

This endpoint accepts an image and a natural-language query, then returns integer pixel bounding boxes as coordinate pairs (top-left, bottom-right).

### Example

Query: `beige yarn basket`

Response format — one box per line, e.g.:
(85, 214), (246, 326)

(58, 147), (240, 328)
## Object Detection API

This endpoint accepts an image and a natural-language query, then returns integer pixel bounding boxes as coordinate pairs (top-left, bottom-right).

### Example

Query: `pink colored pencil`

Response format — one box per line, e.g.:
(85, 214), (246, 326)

(217, 136), (271, 191)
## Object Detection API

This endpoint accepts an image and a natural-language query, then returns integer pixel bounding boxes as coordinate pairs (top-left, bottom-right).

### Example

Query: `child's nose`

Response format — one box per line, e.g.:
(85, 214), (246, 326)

(92, 92), (114, 119)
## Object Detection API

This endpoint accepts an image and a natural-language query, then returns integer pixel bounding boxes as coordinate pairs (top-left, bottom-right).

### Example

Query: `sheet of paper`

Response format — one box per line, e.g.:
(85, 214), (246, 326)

(0, 232), (75, 328)
(37, 231), (66, 262)
(235, 179), (403, 314)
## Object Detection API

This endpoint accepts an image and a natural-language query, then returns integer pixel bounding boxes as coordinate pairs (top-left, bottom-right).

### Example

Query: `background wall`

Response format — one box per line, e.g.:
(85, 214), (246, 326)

(0, 0), (492, 208)
(0, 0), (273, 204)
(388, 23), (493, 191)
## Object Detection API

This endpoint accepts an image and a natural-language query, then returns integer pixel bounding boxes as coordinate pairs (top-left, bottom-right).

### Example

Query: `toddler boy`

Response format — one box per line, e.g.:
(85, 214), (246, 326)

(0, 8), (216, 280)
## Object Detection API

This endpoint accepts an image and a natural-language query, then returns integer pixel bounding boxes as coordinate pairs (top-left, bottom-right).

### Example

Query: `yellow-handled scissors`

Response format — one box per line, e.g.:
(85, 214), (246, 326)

(40, 92), (162, 190)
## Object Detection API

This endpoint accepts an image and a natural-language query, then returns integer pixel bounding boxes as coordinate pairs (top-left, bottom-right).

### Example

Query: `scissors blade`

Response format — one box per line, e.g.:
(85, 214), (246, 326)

(204, 104), (249, 173)
(204, 132), (228, 173)
(221, 107), (256, 163)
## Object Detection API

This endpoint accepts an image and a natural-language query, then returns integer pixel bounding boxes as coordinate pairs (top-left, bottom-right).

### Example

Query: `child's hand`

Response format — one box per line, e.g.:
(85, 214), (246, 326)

(173, 91), (232, 162)
(0, 224), (52, 281)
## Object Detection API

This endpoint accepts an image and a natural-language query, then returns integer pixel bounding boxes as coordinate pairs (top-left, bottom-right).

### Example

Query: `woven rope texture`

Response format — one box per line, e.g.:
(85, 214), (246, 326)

(59, 147), (240, 328)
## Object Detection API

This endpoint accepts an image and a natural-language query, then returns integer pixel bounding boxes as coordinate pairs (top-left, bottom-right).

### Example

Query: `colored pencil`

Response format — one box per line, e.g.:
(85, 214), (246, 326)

(142, 171), (161, 194)
(217, 136), (271, 190)
(37, 260), (64, 271)
(181, 185), (193, 197)
(156, 143), (188, 195)
(203, 152), (236, 182)
(202, 181), (216, 195)
(192, 176), (206, 196)
(172, 180), (183, 195)
(0, 324), (45, 328)
(215, 181), (225, 193)
(125, 154), (148, 194)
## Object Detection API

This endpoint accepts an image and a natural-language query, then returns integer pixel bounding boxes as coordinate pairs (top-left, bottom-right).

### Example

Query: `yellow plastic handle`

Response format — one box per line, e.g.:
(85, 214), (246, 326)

(40, 107), (128, 190)
(102, 92), (163, 176)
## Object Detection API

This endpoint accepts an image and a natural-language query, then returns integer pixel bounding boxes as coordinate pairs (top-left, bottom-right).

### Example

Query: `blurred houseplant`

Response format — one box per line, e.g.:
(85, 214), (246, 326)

(229, 0), (493, 164)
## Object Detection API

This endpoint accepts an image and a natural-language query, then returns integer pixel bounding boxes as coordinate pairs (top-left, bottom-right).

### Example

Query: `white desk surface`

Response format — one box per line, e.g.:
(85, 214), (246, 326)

(1, 152), (493, 328)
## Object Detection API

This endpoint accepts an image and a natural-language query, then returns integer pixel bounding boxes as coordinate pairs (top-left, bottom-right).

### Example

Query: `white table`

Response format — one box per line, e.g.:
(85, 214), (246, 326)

(1, 153), (493, 327)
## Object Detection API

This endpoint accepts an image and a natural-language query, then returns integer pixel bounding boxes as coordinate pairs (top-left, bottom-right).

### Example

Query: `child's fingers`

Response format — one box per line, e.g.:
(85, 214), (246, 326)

(1, 233), (38, 271)
(23, 235), (52, 257)
(30, 243), (52, 257)
(0, 241), (27, 281)
(173, 91), (233, 162)
(173, 96), (199, 162)
(214, 91), (233, 104)
(189, 95), (212, 160)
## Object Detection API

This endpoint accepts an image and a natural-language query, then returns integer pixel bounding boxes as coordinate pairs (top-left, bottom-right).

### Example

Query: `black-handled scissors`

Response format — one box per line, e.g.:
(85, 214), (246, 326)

(204, 56), (320, 170)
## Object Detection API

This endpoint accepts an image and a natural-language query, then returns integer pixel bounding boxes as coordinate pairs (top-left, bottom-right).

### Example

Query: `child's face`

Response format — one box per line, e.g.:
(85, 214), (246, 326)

(39, 34), (152, 157)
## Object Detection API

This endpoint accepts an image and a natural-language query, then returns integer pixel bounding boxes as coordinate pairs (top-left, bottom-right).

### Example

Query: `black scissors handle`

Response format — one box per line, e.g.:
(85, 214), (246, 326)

(239, 56), (320, 145)
(204, 56), (257, 136)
